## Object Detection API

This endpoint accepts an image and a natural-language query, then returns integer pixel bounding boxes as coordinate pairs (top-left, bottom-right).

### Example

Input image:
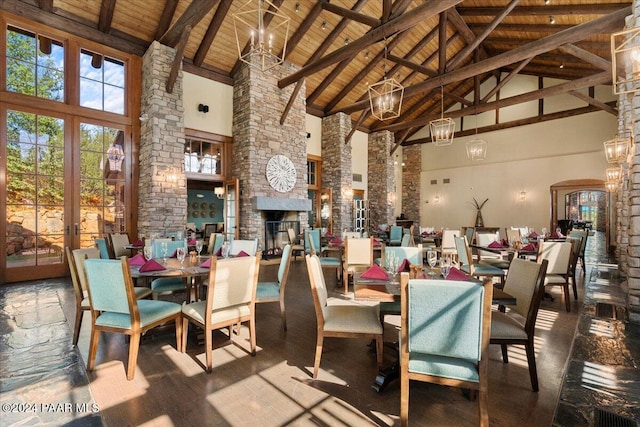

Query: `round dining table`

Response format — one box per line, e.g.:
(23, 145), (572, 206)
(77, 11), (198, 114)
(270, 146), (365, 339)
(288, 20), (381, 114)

(130, 256), (211, 302)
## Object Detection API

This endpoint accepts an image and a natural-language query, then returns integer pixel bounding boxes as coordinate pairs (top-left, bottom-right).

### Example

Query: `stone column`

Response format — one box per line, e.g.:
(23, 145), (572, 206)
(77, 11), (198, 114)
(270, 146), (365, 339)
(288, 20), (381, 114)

(321, 113), (353, 234)
(368, 130), (396, 228)
(402, 144), (421, 225)
(138, 41), (186, 237)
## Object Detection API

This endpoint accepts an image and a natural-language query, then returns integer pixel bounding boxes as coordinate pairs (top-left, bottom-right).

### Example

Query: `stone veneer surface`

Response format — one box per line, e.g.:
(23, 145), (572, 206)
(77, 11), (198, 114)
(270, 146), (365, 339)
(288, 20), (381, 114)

(232, 60), (308, 248)
(138, 41), (187, 238)
(368, 131), (396, 228)
(321, 113), (353, 233)
(402, 144), (421, 225)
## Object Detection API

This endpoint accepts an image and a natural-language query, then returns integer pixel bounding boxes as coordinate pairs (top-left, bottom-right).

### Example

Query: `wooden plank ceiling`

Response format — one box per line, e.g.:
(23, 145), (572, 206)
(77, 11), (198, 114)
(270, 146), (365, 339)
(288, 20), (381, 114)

(3, 0), (631, 146)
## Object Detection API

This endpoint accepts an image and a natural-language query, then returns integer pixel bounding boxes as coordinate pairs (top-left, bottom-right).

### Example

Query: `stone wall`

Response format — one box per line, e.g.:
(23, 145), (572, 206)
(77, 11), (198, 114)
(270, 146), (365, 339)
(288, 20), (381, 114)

(232, 60), (309, 248)
(321, 113), (353, 233)
(368, 130), (396, 228)
(138, 41), (187, 238)
(402, 144), (421, 225)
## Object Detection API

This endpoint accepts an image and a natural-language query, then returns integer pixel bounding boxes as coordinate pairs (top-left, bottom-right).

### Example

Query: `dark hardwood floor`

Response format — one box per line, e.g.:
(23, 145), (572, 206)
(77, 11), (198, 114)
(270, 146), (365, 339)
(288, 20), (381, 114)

(67, 258), (580, 426)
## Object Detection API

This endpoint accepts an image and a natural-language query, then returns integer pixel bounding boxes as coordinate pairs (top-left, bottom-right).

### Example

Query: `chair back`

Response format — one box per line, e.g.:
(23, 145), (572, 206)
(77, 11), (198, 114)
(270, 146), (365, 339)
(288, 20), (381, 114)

(476, 231), (501, 259)
(305, 255), (328, 325)
(569, 230), (588, 256)
(207, 233), (225, 255)
(229, 238), (258, 256)
(71, 247), (101, 292)
(441, 229), (459, 250)
(463, 227), (475, 244)
(566, 236), (582, 273)
(203, 223), (216, 240)
(305, 229), (321, 255)
(206, 255), (261, 314)
(389, 226), (403, 244)
(152, 239), (187, 258)
(537, 241), (572, 275)
(400, 233), (411, 247)
(382, 245), (423, 268)
(454, 236), (473, 270)
(504, 258), (548, 322)
(287, 228), (299, 245)
(84, 258), (134, 315)
(343, 231), (361, 239)
(344, 237), (374, 266)
(403, 277), (489, 362)
(95, 238), (111, 259)
(277, 245), (292, 286)
(109, 233), (130, 258)
(505, 228), (522, 245)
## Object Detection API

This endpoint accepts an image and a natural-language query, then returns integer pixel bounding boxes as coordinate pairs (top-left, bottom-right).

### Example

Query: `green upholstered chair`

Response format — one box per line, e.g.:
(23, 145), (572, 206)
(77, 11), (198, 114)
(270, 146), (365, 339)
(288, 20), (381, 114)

(149, 239), (189, 299)
(181, 255), (261, 373)
(454, 236), (505, 283)
(94, 238), (111, 259)
(388, 225), (403, 246)
(256, 244), (292, 330)
(378, 244), (424, 324)
(490, 258), (548, 392)
(400, 273), (493, 427)
(83, 257), (182, 380)
(305, 229), (341, 281)
(207, 233), (225, 255)
(305, 254), (383, 379)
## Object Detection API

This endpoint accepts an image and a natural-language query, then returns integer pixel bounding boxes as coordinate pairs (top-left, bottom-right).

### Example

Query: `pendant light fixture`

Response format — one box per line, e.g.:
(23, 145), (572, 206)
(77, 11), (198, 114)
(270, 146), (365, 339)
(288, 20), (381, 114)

(368, 39), (404, 121)
(429, 86), (455, 146)
(466, 111), (487, 161)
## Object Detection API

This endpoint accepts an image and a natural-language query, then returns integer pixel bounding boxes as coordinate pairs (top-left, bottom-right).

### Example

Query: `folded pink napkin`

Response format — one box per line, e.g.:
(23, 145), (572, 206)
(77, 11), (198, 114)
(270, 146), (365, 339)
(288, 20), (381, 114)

(215, 247), (223, 256)
(237, 250), (249, 257)
(188, 238), (197, 245)
(169, 250), (177, 258)
(133, 240), (143, 247)
(398, 258), (411, 272)
(528, 231), (538, 238)
(550, 232), (562, 238)
(331, 237), (343, 244)
(139, 259), (166, 272)
(521, 243), (536, 251)
(446, 267), (470, 281)
(199, 258), (211, 268)
(361, 264), (388, 280)
(488, 241), (504, 248)
(129, 253), (146, 266)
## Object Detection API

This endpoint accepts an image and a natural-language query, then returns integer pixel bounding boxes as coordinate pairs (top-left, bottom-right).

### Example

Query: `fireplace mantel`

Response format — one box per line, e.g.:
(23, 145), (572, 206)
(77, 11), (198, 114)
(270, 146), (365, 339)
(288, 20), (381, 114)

(252, 196), (311, 212)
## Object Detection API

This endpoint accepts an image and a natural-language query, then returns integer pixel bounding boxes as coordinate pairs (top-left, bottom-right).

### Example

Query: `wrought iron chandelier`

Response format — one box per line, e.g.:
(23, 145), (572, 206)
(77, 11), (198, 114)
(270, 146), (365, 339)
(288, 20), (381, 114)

(232, 0), (290, 72)
(429, 86), (455, 146)
(368, 40), (404, 121)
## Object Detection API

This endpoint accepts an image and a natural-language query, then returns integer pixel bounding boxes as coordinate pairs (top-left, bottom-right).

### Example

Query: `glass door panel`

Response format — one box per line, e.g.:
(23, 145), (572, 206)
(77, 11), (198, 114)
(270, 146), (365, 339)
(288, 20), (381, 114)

(5, 110), (66, 271)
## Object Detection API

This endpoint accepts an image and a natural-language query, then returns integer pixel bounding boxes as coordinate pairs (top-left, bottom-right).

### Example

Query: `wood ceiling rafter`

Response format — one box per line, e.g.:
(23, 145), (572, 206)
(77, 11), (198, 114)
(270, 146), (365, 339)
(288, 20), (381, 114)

(154, 0), (179, 41)
(281, 0), (326, 61)
(321, 2), (380, 28)
(166, 24), (192, 93)
(456, 3), (629, 16)
(557, 44), (611, 71)
(569, 91), (617, 115)
(481, 58), (532, 103)
(333, 6), (630, 116)
(159, 0), (219, 48)
(97, 0), (116, 33)
(438, 12), (447, 74)
(446, 8), (490, 62)
(382, 0), (392, 23)
(193, 0), (231, 67)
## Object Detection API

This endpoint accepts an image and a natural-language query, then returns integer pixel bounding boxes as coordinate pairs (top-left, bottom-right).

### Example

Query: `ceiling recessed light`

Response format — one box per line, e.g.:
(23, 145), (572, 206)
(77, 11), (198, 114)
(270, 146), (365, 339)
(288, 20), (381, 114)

(549, 16), (555, 24)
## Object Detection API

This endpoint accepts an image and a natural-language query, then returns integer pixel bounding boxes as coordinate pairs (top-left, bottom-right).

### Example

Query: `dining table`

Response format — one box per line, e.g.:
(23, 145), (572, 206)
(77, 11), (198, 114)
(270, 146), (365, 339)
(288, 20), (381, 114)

(353, 267), (516, 392)
(130, 256), (211, 302)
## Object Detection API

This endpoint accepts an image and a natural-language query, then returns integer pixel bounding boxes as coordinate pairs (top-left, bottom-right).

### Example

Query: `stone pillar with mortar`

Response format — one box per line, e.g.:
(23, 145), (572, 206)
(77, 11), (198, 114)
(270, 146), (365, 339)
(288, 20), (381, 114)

(138, 41), (187, 238)
(321, 113), (353, 234)
(368, 130), (396, 229)
(402, 144), (421, 226)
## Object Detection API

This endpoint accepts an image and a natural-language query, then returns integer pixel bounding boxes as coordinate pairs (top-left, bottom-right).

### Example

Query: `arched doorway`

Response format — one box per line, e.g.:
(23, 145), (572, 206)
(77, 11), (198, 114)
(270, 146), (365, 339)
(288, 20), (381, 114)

(550, 179), (612, 254)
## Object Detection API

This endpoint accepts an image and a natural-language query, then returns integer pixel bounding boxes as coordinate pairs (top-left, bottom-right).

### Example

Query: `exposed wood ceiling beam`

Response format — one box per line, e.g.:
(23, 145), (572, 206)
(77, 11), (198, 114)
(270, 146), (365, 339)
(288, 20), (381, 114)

(322, 2), (380, 28)
(98, 0), (116, 33)
(387, 53), (436, 77)
(382, 0), (392, 23)
(438, 12), (447, 74)
(380, 71), (610, 132)
(456, 4), (628, 16)
(446, 8), (490, 61)
(346, 108), (370, 145)
(390, 0), (414, 20)
(280, 79), (304, 125)
(481, 58), (532, 102)
(182, 59), (233, 85)
(569, 91), (617, 115)
(159, 0), (219, 47)
(333, 7), (629, 115)
(278, 0), (463, 89)
(447, 0), (520, 70)
(282, 0), (326, 60)
(469, 23), (571, 33)
(154, 0), (179, 40)
(193, 0), (231, 66)
(36, 0), (53, 53)
(484, 38), (610, 52)
(166, 25), (192, 93)
(558, 43), (611, 71)
(37, 0), (52, 11)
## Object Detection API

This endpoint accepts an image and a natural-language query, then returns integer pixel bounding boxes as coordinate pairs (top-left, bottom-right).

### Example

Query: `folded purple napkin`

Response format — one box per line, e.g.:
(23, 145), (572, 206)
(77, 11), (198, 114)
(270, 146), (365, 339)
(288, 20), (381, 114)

(521, 243), (536, 251)
(214, 247), (222, 256)
(398, 258), (411, 272)
(199, 258), (211, 268)
(139, 259), (166, 272)
(188, 238), (197, 245)
(361, 264), (388, 280)
(330, 237), (343, 244)
(133, 240), (143, 247)
(528, 231), (538, 238)
(129, 253), (146, 266)
(550, 232), (562, 238)
(446, 267), (470, 281)
(237, 250), (249, 257)
(169, 249), (177, 258)
(488, 241), (504, 248)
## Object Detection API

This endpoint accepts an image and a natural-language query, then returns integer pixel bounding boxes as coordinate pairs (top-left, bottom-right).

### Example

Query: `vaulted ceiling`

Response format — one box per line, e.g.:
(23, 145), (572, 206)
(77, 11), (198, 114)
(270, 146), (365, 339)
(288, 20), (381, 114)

(2, 0), (631, 146)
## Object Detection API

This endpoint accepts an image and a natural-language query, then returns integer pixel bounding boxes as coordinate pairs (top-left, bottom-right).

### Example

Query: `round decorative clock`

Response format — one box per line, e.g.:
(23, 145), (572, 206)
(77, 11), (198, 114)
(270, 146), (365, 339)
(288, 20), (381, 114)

(266, 155), (296, 193)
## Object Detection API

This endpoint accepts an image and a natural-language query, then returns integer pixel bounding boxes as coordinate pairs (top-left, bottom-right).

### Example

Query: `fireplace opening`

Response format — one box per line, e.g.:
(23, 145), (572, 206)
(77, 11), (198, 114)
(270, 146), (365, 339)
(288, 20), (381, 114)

(263, 211), (299, 259)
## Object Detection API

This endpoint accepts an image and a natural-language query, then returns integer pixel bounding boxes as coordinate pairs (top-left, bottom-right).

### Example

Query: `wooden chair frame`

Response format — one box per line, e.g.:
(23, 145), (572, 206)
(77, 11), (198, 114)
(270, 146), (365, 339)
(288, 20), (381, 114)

(256, 245), (292, 330)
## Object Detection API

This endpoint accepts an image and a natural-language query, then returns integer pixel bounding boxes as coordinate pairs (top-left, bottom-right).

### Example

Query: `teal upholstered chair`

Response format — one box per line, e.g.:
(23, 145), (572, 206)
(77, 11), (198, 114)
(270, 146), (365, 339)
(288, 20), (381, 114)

(400, 273), (493, 427)
(149, 239), (189, 299)
(83, 258), (182, 380)
(455, 236), (505, 283)
(388, 226), (403, 246)
(491, 258), (548, 392)
(95, 238), (111, 259)
(305, 229), (341, 281)
(152, 239), (186, 259)
(207, 233), (225, 255)
(378, 244), (424, 324)
(256, 244), (292, 330)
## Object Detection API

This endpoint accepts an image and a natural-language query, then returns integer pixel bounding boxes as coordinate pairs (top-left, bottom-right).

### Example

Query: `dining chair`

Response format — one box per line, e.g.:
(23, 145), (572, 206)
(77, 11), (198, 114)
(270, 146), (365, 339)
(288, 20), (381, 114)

(464, 226), (475, 245)
(490, 258), (548, 392)
(83, 257), (182, 380)
(286, 228), (305, 260)
(536, 240), (573, 312)
(181, 255), (261, 373)
(342, 237), (374, 294)
(94, 237), (111, 259)
(229, 238), (259, 256)
(66, 246), (100, 346)
(388, 225), (403, 246)
(378, 244), (423, 325)
(455, 236), (505, 283)
(108, 233), (130, 258)
(400, 233), (411, 247)
(306, 229), (342, 281)
(505, 228), (522, 246)
(399, 273), (493, 427)
(440, 229), (459, 261)
(151, 239), (186, 259)
(475, 231), (509, 269)
(568, 229), (588, 272)
(343, 231), (361, 239)
(256, 244), (292, 331)
(305, 254), (383, 379)
(207, 233), (225, 255)
(566, 235), (583, 300)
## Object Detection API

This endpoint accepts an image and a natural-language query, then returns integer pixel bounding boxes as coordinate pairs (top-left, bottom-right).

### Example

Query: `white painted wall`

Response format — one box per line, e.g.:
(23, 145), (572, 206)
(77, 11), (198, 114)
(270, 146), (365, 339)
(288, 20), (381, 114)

(183, 73), (233, 136)
(306, 114), (322, 156)
(351, 130), (368, 195)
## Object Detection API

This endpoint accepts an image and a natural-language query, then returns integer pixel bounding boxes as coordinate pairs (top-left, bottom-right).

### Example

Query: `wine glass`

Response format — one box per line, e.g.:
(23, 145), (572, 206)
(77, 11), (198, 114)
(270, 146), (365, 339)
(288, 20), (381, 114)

(161, 241), (168, 263)
(427, 250), (438, 277)
(440, 256), (451, 278)
(221, 242), (230, 258)
(386, 252), (398, 282)
(143, 245), (153, 260)
(195, 240), (203, 257)
(176, 247), (186, 269)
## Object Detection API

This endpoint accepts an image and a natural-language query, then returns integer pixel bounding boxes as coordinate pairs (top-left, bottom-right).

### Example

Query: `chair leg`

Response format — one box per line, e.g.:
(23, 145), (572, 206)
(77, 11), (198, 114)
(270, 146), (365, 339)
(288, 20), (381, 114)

(563, 283), (571, 312)
(249, 318), (256, 356)
(181, 317), (190, 352)
(572, 276), (578, 300)
(500, 344), (509, 363)
(87, 326), (100, 372)
(400, 369), (409, 427)
(313, 333), (324, 379)
(343, 269), (349, 294)
(525, 342), (539, 392)
(375, 335), (383, 368)
(478, 387), (489, 427)
(72, 308), (83, 346)
(279, 298), (287, 331)
(126, 332), (141, 380)
(175, 317), (182, 352)
(205, 326), (213, 373)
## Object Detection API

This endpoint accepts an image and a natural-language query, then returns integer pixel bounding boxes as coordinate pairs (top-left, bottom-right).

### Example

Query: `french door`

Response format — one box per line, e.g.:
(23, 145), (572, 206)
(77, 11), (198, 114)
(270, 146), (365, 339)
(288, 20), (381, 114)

(1, 105), (130, 283)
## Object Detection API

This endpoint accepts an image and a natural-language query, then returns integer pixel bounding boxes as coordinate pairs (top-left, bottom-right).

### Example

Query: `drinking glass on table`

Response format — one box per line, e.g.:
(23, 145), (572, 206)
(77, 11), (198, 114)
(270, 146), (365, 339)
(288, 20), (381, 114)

(176, 247), (186, 269)
(427, 250), (438, 277)
(386, 252), (399, 282)
(161, 241), (168, 263)
(221, 241), (230, 258)
(440, 256), (451, 278)
(195, 240), (203, 257)
(143, 245), (153, 260)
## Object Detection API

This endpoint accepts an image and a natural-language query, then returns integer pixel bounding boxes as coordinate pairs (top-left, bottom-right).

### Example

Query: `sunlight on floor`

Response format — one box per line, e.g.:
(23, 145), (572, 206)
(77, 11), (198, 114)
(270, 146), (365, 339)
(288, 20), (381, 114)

(588, 318), (616, 339)
(535, 308), (560, 331)
(504, 336), (546, 368)
(581, 361), (618, 389)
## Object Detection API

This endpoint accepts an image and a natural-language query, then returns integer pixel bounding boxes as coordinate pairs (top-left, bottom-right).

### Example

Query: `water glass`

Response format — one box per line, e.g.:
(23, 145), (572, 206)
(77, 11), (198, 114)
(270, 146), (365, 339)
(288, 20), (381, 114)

(176, 247), (186, 269)
(427, 250), (437, 268)
(440, 257), (451, 278)
(221, 242), (230, 258)
(143, 245), (153, 260)
(161, 241), (168, 261)
(195, 240), (203, 256)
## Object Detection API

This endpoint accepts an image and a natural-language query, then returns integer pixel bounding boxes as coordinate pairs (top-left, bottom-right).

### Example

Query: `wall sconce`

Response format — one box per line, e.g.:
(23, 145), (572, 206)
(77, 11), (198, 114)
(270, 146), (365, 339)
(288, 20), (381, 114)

(343, 188), (354, 198)
(434, 194), (440, 204)
(611, 26), (640, 94)
(519, 190), (526, 202)
(605, 180), (619, 193)
(214, 186), (225, 199)
(603, 135), (630, 164)
(605, 166), (623, 183)
(198, 103), (209, 113)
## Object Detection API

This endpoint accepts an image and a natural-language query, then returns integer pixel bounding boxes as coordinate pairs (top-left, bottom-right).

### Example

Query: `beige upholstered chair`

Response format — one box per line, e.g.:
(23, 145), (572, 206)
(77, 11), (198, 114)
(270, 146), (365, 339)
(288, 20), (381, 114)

(490, 258), (548, 391)
(305, 254), (383, 379)
(342, 237), (374, 294)
(229, 238), (259, 256)
(108, 233), (130, 258)
(537, 240), (573, 312)
(181, 255), (261, 372)
(440, 229), (459, 261)
(286, 228), (305, 260)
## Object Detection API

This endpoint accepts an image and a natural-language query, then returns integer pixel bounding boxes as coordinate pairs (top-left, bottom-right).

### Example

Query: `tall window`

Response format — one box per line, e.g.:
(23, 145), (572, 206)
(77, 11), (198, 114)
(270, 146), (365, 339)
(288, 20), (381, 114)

(80, 49), (125, 114)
